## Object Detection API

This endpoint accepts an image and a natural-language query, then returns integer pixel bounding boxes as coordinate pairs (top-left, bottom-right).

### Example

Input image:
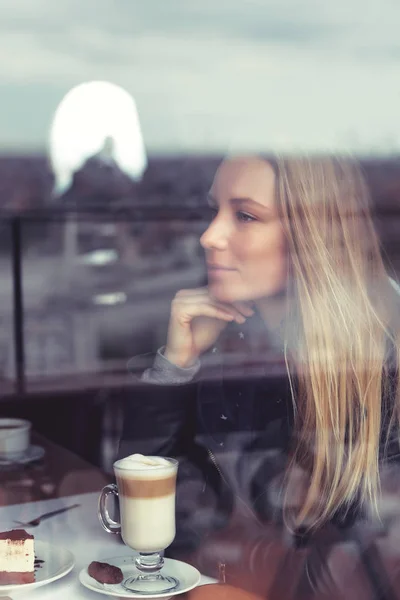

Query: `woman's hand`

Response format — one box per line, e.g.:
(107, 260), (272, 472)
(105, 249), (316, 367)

(164, 287), (254, 368)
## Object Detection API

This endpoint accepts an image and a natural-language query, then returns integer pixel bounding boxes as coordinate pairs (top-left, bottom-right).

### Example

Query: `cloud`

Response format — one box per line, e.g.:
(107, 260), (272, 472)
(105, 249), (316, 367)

(0, 0), (383, 60)
(0, 0), (399, 153)
(0, 0), (343, 43)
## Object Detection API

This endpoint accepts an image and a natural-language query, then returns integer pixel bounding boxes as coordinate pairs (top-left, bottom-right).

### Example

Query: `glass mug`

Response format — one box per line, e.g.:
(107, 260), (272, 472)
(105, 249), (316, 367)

(98, 456), (179, 594)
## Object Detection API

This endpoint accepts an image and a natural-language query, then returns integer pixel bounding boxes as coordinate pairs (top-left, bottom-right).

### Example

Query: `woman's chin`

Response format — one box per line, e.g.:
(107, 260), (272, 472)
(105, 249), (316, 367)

(208, 281), (248, 305)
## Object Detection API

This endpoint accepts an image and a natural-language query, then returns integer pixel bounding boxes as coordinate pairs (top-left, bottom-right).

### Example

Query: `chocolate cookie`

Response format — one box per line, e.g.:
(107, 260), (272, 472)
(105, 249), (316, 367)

(88, 561), (124, 585)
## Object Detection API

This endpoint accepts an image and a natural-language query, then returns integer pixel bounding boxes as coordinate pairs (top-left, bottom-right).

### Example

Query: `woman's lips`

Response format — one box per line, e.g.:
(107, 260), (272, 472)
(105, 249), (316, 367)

(207, 265), (237, 277)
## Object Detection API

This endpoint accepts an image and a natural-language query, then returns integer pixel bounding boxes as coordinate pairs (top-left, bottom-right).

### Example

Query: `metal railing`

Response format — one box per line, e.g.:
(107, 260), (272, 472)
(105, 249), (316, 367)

(5, 201), (400, 397)
(7, 203), (209, 396)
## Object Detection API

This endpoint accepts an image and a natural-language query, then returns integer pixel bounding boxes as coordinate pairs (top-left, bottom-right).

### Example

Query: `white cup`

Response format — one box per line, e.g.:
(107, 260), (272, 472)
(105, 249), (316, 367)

(0, 418), (31, 458)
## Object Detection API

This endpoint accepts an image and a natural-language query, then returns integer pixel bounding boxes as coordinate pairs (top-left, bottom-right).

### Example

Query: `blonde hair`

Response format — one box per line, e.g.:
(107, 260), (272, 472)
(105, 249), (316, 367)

(275, 156), (400, 529)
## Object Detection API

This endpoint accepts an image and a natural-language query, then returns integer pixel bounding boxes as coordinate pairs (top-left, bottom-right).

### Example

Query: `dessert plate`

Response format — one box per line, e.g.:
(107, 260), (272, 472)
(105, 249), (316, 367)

(79, 556), (201, 598)
(0, 540), (74, 594)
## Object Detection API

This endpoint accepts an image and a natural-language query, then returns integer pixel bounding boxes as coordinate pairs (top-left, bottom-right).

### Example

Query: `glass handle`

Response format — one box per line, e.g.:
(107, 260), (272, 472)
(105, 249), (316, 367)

(98, 483), (121, 534)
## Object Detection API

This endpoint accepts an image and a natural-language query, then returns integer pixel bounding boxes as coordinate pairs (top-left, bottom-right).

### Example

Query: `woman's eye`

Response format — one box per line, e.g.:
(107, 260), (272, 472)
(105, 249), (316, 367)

(208, 207), (218, 219)
(236, 211), (256, 223)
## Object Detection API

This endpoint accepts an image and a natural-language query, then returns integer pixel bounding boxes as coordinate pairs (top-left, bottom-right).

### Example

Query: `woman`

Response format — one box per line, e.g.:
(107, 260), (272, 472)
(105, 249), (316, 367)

(119, 155), (400, 596)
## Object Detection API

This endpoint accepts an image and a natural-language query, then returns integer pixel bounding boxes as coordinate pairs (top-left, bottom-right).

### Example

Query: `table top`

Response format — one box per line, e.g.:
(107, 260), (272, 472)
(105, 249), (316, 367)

(0, 435), (216, 599)
(0, 432), (109, 507)
(0, 491), (216, 599)
(1, 433), (397, 599)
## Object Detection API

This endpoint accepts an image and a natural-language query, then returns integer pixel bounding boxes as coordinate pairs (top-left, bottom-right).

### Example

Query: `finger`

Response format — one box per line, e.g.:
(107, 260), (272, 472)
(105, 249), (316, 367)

(207, 290), (254, 317)
(232, 302), (255, 317)
(180, 302), (240, 324)
(178, 297), (247, 324)
(175, 287), (209, 298)
(182, 288), (253, 317)
(211, 301), (247, 323)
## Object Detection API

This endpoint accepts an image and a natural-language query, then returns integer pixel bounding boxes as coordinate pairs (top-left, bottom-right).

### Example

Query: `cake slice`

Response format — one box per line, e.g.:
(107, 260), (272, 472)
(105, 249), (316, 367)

(0, 529), (35, 584)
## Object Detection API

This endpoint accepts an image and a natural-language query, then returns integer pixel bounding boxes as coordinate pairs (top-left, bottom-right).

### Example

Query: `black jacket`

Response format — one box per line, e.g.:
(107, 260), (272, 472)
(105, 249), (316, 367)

(118, 312), (400, 558)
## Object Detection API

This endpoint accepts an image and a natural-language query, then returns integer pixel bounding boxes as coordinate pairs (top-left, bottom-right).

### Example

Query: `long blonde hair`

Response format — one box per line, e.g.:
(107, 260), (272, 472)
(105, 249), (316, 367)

(275, 156), (400, 529)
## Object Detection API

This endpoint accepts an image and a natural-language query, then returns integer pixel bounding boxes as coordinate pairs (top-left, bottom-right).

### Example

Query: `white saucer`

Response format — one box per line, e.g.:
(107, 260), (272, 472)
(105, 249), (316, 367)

(0, 445), (45, 467)
(79, 556), (201, 599)
(0, 540), (74, 594)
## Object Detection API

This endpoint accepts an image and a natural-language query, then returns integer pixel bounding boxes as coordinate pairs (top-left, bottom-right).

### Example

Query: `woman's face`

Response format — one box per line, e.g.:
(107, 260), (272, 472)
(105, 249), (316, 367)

(200, 156), (287, 305)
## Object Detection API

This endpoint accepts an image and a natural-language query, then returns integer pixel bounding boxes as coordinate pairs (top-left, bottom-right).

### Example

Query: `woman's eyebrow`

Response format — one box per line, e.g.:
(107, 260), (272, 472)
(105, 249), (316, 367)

(230, 197), (272, 213)
(207, 194), (272, 214)
(231, 196), (258, 206)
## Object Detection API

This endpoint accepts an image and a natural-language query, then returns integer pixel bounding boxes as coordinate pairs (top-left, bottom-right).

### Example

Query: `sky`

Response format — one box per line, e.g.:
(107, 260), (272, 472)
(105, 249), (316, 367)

(1, 0), (400, 155)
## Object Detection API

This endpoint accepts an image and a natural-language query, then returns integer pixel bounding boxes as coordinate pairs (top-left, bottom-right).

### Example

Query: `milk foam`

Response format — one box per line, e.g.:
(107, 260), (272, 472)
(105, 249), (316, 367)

(115, 454), (176, 480)
(118, 454), (170, 469)
(116, 454), (173, 471)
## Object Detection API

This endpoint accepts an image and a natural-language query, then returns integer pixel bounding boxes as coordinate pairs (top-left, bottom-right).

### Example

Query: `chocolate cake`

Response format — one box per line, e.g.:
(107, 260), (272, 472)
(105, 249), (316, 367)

(88, 561), (124, 585)
(0, 529), (35, 584)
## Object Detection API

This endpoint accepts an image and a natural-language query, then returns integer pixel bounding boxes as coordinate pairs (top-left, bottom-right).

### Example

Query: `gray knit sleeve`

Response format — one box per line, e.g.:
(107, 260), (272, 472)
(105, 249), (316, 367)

(128, 347), (200, 385)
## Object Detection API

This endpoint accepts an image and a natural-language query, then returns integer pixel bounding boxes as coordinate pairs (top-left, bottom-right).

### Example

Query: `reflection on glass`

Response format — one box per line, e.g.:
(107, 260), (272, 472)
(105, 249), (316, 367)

(49, 81), (147, 196)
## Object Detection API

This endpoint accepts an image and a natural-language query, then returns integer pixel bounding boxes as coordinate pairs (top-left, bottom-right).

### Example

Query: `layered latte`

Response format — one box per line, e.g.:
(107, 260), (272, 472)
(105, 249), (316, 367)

(114, 454), (177, 553)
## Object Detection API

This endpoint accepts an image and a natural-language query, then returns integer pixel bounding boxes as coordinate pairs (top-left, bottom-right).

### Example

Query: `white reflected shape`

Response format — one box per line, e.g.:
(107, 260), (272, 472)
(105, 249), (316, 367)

(79, 249), (118, 266)
(49, 81), (147, 195)
(92, 292), (127, 306)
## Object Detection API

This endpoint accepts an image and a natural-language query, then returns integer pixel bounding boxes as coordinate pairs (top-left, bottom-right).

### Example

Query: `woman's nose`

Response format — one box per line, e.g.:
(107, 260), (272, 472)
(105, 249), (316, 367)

(200, 217), (229, 251)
